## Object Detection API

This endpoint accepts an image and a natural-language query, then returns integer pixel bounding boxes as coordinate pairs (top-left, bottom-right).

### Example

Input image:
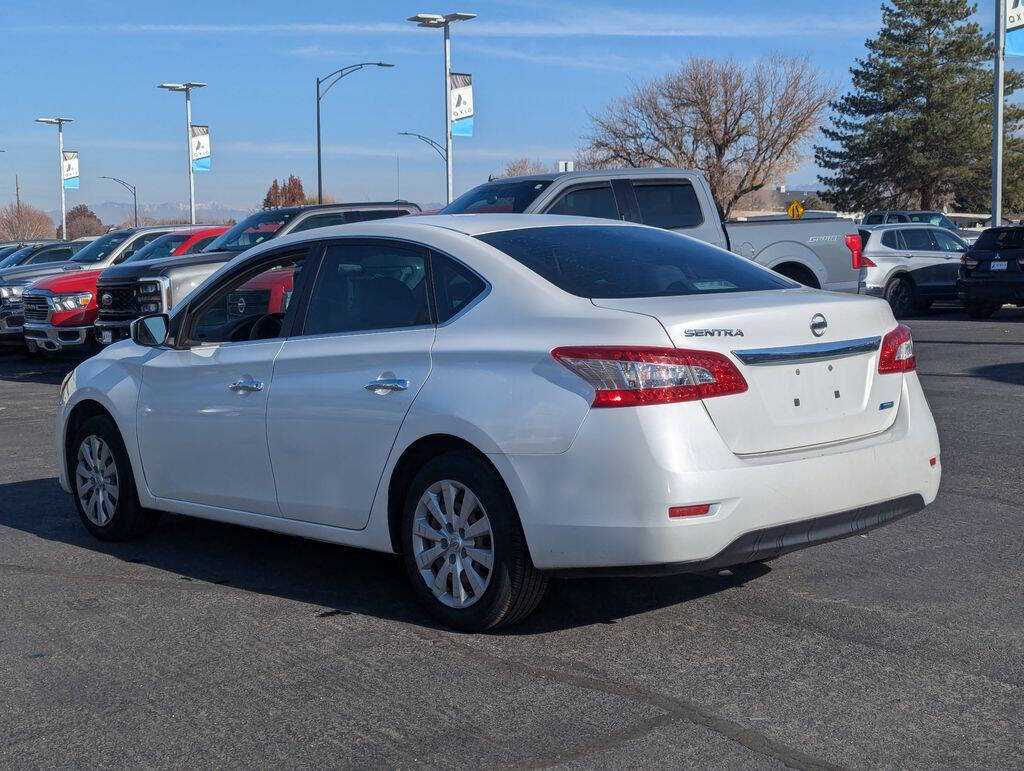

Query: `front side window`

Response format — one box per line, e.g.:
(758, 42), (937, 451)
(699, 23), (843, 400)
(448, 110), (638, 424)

(442, 179), (552, 214)
(122, 233), (190, 263)
(633, 182), (704, 229)
(185, 235), (218, 254)
(546, 185), (619, 219)
(205, 210), (298, 252)
(72, 231), (132, 264)
(116, 232), (168, 263)
(477, 225), (794, 299)
(188, 252), (307, 345)
(302, 243), (430, 336)
(863, 213), (884, 225)
(28, 246), (73, 264)
(932, 229), (966, 253)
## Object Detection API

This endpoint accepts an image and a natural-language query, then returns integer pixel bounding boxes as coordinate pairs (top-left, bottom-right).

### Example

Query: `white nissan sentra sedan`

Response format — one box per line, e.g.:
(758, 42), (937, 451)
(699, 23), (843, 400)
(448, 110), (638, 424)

(56, 215), (941, 630)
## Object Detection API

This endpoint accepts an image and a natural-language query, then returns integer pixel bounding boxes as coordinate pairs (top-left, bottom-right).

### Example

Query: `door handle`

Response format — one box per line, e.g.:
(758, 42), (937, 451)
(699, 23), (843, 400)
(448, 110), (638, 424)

(365, 378), (409, 394)
(229, 378), (264, 393)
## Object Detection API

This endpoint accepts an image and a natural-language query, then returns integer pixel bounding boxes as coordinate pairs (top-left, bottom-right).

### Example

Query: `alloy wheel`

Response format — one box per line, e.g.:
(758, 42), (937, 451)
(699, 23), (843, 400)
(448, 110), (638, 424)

(411, 479), (494, 609)
(75, 435), (120, 527)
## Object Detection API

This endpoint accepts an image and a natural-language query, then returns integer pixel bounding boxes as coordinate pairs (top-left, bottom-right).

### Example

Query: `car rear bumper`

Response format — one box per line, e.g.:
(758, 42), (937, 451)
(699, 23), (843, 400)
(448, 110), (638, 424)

(24, 322), (93, 351)
(498, 373), (941, 572)
(958, 278), (1024, 304)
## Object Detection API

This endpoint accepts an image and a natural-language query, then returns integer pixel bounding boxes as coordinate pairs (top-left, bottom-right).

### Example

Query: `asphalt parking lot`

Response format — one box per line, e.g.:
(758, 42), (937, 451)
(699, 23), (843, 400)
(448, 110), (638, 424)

(1, 309), (1022, 769)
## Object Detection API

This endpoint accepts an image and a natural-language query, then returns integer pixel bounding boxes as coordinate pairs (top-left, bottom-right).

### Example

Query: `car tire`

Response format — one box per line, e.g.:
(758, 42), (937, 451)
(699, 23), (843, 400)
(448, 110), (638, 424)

(885, 276), (915, 318)
(965, 301), (999, 319)
(400, 452), (547, 631)
(912, 298), (933, 314)
(70, 415), (159, 541)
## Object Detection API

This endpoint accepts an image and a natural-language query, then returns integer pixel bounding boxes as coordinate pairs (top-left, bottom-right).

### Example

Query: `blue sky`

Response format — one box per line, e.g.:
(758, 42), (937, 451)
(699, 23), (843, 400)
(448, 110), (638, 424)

(0, 0), (1010, 218)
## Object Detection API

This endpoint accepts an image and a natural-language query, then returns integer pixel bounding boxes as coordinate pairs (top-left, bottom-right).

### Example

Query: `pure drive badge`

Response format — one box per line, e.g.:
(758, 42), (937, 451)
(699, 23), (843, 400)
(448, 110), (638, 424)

(683, 328), (744, 337)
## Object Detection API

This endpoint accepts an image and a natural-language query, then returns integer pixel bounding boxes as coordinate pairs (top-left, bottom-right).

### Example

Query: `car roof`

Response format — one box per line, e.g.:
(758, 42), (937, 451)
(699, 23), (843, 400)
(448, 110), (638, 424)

(862, 222), (940, 231)
(479, 168), (703, 185)
(261, 201), (420, 216)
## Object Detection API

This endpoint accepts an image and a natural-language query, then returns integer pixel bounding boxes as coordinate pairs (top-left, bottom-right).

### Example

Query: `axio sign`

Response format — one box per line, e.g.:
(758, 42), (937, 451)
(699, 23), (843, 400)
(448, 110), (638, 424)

(1008, 0), (1024, 56)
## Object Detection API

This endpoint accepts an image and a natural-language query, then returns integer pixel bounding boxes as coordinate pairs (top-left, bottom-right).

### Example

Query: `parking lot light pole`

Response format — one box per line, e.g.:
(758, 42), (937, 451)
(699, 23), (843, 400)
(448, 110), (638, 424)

(993, 0), (1006, 227)
(398, 131), (447, 164)
(316, 62), (394, 205)
(407, 12), (476, 205)
(99, 176), (138, 227)
(34, 117), (73, 238)
(158, 82), (206, 224)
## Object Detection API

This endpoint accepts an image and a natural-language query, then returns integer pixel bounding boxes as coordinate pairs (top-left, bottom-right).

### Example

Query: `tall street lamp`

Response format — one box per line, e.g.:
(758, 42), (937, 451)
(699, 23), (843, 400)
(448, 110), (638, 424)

(34, 117), (73, 238)
(100, 176), (138, 228)
(158, 82), (206, 224)
(316, 62), (394, 205)
(407, 12), (475, 205)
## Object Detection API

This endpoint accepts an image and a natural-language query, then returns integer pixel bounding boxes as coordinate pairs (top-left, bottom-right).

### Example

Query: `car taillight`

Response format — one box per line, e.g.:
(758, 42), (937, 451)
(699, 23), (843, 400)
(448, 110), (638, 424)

(551, 346), (748, 408)
(961, 254), (980, 269)
(878, 324), (915, 374)
(847, 234), (875, 269)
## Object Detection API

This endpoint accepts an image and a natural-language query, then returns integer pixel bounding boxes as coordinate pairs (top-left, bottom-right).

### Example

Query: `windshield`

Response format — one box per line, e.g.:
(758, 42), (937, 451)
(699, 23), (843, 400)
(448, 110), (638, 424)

(477, 225), (794, 299)
(72, 231), (132, 264)
(973, 228), (1024, 250)
(0, 246), (34, 268)
(122, 233), (191, 263)
(442, 179), (553, 214)
(205, 211), (297, 252)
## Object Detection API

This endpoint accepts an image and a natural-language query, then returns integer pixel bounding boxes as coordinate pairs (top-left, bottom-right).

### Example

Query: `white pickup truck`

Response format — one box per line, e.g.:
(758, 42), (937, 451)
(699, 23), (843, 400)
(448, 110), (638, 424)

(442, 168), (863, 292)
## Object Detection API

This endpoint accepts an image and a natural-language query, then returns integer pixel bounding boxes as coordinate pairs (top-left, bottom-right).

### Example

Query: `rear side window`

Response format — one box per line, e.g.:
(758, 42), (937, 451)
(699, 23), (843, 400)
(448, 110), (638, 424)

(431, 254), (486, 323)
(899, 228), (937, 250)
(476, 225), (793, 299)
(546, 186), (619, 219)
(881, 230), (901, 249)
(858, 229), (872, 246)
(302, 243), (431, 335)
(633, 182), (704, 229)
(291, 213), (348, 233)
(343, 209), (407, 223)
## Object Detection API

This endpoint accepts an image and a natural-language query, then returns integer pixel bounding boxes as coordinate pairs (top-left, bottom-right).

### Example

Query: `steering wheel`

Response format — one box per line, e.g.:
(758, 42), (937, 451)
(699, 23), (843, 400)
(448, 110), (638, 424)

(226, 316), (258, 342)
(249, 313), (284, 341)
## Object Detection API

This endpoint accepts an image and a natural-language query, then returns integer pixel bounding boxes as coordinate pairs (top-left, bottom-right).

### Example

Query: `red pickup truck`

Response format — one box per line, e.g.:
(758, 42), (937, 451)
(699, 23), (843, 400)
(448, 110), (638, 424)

(22, 226), (226, 354)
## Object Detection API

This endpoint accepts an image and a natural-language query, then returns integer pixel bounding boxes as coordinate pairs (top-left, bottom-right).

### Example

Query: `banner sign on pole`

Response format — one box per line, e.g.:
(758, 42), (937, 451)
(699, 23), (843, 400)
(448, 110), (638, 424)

(191, 124), (211, 172)
(1008, 0), (1024, 56)
(62, 150), (79, 190)
(450, 72), (474, 137)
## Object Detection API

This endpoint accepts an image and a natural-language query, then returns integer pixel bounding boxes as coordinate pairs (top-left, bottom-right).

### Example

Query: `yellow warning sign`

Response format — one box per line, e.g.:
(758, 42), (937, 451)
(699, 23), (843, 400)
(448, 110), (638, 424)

(787, 200), (805, 220)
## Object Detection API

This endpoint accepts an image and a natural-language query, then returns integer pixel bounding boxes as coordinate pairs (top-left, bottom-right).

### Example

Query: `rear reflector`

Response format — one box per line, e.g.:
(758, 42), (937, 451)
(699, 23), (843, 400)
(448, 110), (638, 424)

(847, 234), (875, 269)
(930, 456), (937, 467)
(551, 346), (748, 408)
(669, 504), (711, 518)
(878, 324), (916, 374)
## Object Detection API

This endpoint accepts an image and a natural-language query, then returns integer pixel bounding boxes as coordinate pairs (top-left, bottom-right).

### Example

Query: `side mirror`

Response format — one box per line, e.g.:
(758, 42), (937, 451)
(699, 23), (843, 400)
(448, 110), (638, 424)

(131, 313), (169, 347)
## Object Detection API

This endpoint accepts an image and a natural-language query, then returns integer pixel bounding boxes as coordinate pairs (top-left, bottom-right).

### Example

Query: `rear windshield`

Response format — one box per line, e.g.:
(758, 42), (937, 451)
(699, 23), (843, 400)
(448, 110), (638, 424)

(442, 179), (553, 214)
(973, 228), (1024, 250)
(205, 210), (298, 252)
(72, 231), (131, 264)
(476, 225), (794, 298)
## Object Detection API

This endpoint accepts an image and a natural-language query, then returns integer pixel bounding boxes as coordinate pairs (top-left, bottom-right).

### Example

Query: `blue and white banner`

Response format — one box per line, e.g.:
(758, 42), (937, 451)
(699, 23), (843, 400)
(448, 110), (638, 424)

(1008, 0), (1024, 57)
(450, 72), (473, 137)
(62, 150), (79, 189)
(191, 124), (211, 172)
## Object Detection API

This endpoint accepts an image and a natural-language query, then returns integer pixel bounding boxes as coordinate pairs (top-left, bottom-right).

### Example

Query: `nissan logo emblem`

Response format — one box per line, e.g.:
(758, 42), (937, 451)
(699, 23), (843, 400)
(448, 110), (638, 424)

(810, 313), (828, 337)
(235, 297), (247, 315)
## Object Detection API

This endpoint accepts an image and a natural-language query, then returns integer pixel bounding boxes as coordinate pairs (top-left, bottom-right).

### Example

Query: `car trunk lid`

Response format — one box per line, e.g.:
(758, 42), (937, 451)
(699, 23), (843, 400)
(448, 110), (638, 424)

(592, 288), (905, 454)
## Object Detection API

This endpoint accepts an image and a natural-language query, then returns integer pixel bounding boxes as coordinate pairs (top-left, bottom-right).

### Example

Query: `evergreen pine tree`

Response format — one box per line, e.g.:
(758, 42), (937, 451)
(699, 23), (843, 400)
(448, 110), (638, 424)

(816, 0), (1024, 212)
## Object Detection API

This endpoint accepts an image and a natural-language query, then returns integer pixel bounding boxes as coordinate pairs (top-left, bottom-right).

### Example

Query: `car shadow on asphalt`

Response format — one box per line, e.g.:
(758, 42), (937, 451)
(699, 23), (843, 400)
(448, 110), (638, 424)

(0, 352), (77, 385)
(0, 476), (769, 635)
(968, 362), (1024, 386)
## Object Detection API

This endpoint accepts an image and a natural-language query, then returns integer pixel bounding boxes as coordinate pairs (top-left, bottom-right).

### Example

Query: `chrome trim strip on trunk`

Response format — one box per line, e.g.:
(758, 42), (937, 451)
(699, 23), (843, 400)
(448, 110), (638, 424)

(731, 336), (881, 366)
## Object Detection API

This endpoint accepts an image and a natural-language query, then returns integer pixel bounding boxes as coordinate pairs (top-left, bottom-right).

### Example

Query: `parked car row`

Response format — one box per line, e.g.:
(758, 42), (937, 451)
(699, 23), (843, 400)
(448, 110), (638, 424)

(0, 201), (422, 354)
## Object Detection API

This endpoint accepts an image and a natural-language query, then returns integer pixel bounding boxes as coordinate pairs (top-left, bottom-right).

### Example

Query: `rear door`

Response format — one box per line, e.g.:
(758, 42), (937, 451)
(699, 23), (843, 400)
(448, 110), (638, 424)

(266, 239), (434, 529)
(631, 179), (727, 247)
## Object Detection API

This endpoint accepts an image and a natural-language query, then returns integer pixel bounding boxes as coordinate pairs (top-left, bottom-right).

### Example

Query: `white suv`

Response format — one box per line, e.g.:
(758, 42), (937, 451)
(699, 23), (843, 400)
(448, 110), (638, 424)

(56, 215), (941, 630)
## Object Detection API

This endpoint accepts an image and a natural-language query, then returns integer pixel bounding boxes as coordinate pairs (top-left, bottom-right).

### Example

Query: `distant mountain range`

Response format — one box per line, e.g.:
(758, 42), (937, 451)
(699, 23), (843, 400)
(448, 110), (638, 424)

(51, 200), (253, 226)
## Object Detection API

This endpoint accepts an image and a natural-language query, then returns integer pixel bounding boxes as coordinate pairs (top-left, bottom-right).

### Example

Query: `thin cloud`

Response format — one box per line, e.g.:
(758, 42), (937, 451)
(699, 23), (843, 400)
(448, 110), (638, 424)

(461, 42), (676, 72)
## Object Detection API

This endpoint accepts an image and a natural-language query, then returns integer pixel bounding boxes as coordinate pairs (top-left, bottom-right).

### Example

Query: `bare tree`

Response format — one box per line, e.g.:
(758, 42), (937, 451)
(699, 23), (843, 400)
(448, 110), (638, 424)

(0, 201), (56, 240)
(581, 54), (836, 216)
(502, 158), (550, 177)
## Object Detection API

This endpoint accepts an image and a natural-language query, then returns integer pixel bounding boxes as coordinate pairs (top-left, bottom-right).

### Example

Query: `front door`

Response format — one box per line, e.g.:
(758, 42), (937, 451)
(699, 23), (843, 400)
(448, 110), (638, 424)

(267, 240), (434, 529)
(136, 249), (308, 515)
